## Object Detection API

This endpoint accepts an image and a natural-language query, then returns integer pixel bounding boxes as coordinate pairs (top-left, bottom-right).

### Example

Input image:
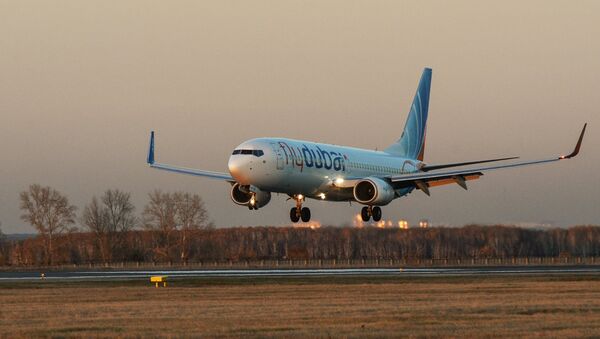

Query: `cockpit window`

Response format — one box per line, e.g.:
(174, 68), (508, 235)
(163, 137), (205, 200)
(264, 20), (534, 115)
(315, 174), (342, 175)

(232, 149), (264, 157)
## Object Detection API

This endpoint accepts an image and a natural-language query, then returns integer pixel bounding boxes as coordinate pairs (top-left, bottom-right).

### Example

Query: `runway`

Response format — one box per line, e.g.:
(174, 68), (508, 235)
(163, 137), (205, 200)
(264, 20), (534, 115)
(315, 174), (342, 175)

(2, 266), (600, 282)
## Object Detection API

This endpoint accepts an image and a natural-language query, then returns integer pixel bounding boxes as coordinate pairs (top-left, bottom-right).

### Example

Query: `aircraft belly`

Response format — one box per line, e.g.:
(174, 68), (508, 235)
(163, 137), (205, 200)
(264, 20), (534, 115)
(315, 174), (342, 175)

(289, 171), (325, 195)
(321, 188), (354, 201)
(265, 168), (338, 197)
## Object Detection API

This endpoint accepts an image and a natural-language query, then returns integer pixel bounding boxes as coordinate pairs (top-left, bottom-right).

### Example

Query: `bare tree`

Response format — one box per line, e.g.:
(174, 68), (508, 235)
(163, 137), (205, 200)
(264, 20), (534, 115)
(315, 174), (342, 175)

(143, 190), (177, 262)
(82, 190), (136, 263)
(103, 189), (136, 233)
(174, 192), (209, 263)
(0, 221), (6, 265)
(142, 191), (209, 263)
(19, 184), (77, 265)
(0, 221), (4, 246)
(82, 197), (109, 261)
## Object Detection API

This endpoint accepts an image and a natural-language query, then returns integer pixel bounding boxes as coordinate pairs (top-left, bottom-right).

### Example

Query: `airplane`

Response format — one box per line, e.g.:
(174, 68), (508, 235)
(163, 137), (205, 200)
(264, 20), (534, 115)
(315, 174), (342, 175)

(146, 68), (587, 223)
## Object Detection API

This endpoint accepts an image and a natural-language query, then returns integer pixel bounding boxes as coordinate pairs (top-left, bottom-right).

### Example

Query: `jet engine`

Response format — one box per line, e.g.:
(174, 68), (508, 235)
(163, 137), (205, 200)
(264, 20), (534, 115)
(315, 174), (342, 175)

(353, 177), (396, 206)
(230, 183), (271, 208)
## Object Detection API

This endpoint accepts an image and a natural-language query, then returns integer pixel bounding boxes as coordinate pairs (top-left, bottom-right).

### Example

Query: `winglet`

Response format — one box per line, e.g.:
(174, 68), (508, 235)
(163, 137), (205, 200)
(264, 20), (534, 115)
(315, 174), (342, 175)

(147, 131), (155, 164)
(561, 123), (587, 159)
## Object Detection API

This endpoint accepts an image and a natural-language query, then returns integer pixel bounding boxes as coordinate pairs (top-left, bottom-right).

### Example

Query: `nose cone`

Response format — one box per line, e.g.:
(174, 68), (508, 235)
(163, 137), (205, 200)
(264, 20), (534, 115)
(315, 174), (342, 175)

(228, 155), (251, 184)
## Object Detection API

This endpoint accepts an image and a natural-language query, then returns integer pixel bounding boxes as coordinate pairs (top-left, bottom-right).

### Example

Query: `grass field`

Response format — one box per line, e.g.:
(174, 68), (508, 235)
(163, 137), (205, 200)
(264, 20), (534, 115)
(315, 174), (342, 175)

(2, 275), (600, 337)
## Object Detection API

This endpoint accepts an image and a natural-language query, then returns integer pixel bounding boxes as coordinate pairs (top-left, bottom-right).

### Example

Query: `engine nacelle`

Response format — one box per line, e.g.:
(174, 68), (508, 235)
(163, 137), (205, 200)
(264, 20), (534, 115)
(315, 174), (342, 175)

(230, 183), (271, 208)
(353, 177), (396, 206)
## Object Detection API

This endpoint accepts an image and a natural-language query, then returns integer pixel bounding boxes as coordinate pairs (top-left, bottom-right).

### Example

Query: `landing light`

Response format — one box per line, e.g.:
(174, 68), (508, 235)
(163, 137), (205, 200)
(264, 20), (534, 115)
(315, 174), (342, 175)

(334, 178), (344, 186)
(319, 193), (326, 200)
(297, 194), (304, 200)
(398, 220), (409, 229)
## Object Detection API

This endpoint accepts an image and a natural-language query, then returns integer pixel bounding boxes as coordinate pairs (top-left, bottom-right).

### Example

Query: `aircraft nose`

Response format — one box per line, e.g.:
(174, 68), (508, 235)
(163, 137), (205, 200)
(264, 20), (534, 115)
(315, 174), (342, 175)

(228, 155), (252, 184)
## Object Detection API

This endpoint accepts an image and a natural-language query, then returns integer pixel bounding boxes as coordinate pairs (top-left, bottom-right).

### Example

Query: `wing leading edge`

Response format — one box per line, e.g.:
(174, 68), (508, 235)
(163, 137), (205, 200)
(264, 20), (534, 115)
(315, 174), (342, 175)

(390, 124), (587, 195)
(147, 131), (234, 181)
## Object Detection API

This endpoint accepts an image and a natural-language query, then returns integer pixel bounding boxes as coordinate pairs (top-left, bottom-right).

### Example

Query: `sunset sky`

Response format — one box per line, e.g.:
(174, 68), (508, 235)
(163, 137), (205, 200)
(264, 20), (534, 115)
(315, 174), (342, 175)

(1, 1), (599, 233)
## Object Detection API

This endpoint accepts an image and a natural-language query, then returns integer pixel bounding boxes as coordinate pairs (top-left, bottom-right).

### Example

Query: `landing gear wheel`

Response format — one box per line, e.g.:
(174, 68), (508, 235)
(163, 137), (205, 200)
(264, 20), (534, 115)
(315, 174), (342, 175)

(290, 207), (300, 223)
(300, 207), (311, 222)
(372, 206), (382, 222)
(361, 206), (370, 222)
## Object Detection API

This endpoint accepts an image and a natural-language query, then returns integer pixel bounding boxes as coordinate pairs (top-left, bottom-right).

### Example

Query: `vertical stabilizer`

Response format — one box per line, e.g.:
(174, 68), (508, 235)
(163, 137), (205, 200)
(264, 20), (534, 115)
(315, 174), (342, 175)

(384, 68), (432, 160)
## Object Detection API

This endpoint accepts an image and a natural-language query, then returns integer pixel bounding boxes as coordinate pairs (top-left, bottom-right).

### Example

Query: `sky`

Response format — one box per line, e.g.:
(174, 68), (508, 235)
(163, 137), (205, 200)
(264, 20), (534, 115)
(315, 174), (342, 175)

(1, 1), (599, 233)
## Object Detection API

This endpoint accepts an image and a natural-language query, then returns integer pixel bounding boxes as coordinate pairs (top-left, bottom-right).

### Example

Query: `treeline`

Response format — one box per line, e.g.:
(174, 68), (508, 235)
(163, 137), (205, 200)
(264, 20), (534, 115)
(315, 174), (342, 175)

(2, 225), (600, 266)
(2, 184), (210, 266)
(1, 184), (600, 266)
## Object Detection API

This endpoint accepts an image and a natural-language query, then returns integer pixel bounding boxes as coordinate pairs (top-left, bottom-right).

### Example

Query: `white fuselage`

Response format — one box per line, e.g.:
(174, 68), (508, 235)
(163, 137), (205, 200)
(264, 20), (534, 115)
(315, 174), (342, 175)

(228, 138), (421, 202)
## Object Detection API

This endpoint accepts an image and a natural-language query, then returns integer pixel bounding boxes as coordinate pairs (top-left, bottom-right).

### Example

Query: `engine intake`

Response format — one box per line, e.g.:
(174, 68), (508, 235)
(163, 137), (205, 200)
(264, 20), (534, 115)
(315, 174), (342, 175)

(353, 177), (396, 206)
(230, 183), (271, 208)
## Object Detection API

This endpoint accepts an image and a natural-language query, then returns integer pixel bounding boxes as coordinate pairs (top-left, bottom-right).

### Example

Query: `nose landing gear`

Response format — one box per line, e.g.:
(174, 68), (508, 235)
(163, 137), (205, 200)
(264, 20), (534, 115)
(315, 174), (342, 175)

(290, 195), (311, 223)
(248, 194), (258, 210)
(360, 206), (382, 222)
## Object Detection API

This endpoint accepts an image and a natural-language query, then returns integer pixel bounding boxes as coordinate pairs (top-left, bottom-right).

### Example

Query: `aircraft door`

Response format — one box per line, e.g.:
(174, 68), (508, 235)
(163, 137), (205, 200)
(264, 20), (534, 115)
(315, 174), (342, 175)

(270, 143), (284, 170)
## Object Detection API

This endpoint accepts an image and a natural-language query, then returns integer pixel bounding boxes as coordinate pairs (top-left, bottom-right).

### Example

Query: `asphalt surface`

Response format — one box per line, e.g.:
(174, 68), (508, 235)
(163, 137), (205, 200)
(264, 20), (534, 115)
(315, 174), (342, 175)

(2, 266), (600, 282)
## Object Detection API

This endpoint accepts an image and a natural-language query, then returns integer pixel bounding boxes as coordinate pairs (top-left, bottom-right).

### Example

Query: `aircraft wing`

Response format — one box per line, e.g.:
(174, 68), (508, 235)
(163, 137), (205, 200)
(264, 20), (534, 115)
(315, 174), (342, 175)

(389, 124), (587, 195)
(420, 156), (519, 172)
(146, 131), (235, 182)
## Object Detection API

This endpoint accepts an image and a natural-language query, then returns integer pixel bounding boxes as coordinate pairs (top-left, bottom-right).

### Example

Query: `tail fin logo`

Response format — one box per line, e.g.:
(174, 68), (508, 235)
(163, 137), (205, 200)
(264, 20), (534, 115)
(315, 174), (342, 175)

(383, 68), (432, 160)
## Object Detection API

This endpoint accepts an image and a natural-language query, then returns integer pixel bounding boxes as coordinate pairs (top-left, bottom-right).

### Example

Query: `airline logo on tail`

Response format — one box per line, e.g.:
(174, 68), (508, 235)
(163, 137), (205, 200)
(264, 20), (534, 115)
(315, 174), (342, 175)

(384, 68), (431, 160)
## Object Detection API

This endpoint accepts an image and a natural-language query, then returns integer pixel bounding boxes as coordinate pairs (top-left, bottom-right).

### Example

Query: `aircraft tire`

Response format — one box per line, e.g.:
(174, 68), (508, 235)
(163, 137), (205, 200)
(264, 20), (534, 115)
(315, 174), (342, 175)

(290, 207), (300, 223)
(361, 206), (370, 222)
(372, 206), (382, 222)
(300, 207), (311, 222)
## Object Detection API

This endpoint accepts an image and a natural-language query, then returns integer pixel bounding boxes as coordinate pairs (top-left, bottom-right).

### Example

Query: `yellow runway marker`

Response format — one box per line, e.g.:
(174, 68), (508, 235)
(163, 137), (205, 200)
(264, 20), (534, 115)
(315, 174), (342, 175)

(150, 276), (167, 288)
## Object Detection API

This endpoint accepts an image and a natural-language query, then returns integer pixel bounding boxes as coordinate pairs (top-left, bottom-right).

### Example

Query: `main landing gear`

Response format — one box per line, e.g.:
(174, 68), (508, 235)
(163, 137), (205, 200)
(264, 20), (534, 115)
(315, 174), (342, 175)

(361, 206), (382, 222)
(290, 195), (311, 223)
